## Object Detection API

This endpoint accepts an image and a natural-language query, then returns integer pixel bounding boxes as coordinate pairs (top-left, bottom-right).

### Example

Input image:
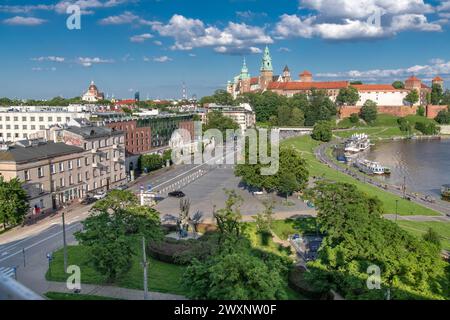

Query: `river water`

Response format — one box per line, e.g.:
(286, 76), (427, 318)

(366, 139), (450, 197)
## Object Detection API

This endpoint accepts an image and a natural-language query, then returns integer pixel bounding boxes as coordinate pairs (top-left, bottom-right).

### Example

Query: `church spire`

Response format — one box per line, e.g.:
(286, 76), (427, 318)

(261, 46), (273, 72)
(240, 57), (250, 80)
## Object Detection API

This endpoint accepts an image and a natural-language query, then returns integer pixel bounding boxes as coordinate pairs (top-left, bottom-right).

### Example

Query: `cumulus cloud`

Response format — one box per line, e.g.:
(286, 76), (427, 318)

(99, 11), (138, 25)
(77, 57), (114, 67)
(153, 56), (173, 63)
(3, 16), (46, 26)
(54, 0), (132, 14)
(152, 14), (272, 54)
(316, 58), (450, 81)
(31, 56), (65, 63)
(129, 33), (153, 43)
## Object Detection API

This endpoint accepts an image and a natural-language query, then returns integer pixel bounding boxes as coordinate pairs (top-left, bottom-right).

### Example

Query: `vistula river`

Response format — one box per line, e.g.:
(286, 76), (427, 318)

(366, 139), (450, 197)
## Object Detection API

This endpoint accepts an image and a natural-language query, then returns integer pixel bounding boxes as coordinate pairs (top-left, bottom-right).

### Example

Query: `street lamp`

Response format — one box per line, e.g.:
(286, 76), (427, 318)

(61, 205), (68, 273)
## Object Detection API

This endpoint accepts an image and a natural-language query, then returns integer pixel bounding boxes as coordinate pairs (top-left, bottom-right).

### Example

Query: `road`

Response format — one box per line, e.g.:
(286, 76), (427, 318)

(0, 144), (239, 297)
(315, 140), (450, 218)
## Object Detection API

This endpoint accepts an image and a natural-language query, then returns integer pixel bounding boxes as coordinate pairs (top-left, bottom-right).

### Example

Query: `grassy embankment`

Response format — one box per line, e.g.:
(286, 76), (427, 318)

(44, 292), (119, 300)
(282, 135), (439, 216)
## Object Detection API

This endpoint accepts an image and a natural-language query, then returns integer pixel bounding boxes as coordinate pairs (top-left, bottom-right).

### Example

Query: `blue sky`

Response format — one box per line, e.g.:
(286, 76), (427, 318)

(1, 0), (450, 99)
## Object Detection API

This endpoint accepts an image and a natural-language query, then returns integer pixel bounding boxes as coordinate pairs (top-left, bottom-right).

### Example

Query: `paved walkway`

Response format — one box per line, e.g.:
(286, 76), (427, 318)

(45, 281), (186, 300)
(384, 214), (450, 222)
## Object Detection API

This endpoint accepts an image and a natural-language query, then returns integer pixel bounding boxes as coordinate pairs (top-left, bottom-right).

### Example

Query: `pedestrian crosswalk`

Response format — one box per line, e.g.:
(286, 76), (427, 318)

(0, 267), (16, 279)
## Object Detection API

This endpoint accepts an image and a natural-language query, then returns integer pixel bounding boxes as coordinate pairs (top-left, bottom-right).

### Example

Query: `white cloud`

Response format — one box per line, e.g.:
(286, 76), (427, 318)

(54, 0), (132, 14)
(152, 14), (272, 54)
(214, 46), (262, 55)
(0, 5), (53, 13)
(153, 40), (163, 46)
(153, 56), (172, 63)
(77, 57), (114, 67)
(316, 58), (450, 81)
(278, 47), (292, 52)
(130, 33), (153, 43)
(3, 16), (47, 26)
(299, 0), (434, 19)
(99, 11), (138, 25)
(31, 56), (65, 63)
(390, 14), (442, 32)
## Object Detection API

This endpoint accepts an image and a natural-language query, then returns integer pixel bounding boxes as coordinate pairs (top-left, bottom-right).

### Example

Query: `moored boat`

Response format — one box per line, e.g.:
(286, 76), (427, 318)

(442, 184), (450, 201)
(354, 159), (391, 175)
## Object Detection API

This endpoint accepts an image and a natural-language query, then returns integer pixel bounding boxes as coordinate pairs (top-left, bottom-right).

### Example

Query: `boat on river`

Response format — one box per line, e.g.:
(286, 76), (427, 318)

(354, 159), (391, 175)
(442, 184), (450, 201)
(344, 134), (371, 154)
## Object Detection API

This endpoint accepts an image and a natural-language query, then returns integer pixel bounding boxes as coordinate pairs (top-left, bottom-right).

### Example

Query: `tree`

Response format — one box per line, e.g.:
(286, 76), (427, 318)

(162, 149), (172, 165)
(183, 249), (288, 300)
(305, 181), (448, 300)
(304, 90), (337, 126)
(360, 100), (378, 124)
(392, 81), (405, 89)
(336, 87), (360, 106)
(416, 105), (426, 117)
(278, 171), (298, 200)
(350, 81), (363, 85)
(235, 146), (309, 196)
(435, 109), (450, 124)
(431, 84), (444, 105)
(289, 108), (305, 126)
(349, 113), (359, 124)
(200, 89), (234, 106)
(277, 105), (291, 126)
(397, 118), (413, 135)
(204, 111), (240, 139)
(311, 120), (333, 142)
(213, 190), (245, 243)
(423, 228), (441, 249)
(140, 154), (164, 172)
(76, 191), (163, 281)
(415, 121), (440, 135)
(0, 177), (29, 228)
(254, 200), (274, 234)
(405, 89), (419, 105)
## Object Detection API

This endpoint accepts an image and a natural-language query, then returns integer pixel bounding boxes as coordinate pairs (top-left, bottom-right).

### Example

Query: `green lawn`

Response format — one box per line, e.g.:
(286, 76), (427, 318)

(395, 221), (450, 251)
(46, 241), (188, 296)
(271, 218), (319, 241)
(283, 135), (439, 216)
(44, 292), (119, 300)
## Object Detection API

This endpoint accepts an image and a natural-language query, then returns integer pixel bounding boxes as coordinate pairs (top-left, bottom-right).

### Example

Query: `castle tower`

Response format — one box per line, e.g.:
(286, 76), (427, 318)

(300, 70), (313, 82)
(282, 65), (291, 82)
(259, 46), (274, 91)
(432, 76), (444, 89)
(405, 76), (422, 91)
(239, 58), (251, 94)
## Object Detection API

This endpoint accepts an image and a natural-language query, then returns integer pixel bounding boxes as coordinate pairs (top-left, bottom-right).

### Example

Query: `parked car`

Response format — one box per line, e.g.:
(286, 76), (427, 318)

(93, 192), (107, 200)
(253, 191), (264, 196)
(168, 191), (185, 198)
(114, 185), (128, 191)
(81, 197), (96, 205)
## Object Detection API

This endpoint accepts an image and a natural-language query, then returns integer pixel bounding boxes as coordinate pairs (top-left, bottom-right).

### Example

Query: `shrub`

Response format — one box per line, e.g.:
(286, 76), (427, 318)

(288, 266), (332, 300)
(349, 113), (359, 124)
(415, 121), (440, 135)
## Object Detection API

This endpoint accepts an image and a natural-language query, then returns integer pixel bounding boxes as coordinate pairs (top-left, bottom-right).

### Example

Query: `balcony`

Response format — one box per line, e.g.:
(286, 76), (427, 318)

(91, 147), (99, 154)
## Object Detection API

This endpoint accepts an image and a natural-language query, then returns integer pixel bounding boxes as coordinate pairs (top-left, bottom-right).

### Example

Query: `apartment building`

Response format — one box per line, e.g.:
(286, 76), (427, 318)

(201, 103), (256, 133)
(0, 106), (91, 142)
(0, 140), (86, 214)
(60, 125), (127, 193)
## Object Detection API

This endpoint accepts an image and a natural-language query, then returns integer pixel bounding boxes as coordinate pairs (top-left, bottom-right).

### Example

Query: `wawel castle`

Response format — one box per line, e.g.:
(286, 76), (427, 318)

(226, 46), (446, 119)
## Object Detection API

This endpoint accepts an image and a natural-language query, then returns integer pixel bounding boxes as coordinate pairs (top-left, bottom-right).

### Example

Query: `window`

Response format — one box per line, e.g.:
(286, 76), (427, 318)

(93, 181), (97, 190)
(24, 170), (30, 181)
(85, 157), (89, 166)
(22, 125), (27, 130)
(66, 117), (70, 122)
(78, 173), (82, 183)
(38, 167), (44, 178)
(77, 158), (81, 168)
(85, 171), (90, 180)
(50, 164), (56, 174)
(48, 117), (53, 122)
(59, 162), (64, 172)
(13, 117), (18, 121)
(39, 125), (45, 130)
(69, 175), (73, 185)
(6, 116), (10, 121)
(14, 125), (19, 130)
(22, 117), (26, 121)
(30, 117), (35, 121)
(60, 178), (65, 188)
(68, 160), (73, 170)
(39, 117), (44, 122)
(6, 125), (10, 130)
(31, 125), (36, 130)
(57, 117), (62, 122)
(51, 181), (56, 192)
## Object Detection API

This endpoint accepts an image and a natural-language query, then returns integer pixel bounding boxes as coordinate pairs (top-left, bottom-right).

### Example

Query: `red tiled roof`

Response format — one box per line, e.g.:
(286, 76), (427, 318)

(433, 76), (443, 81)
(406, 76), (420, 81)
(300, 70), (312, 76)
(250, 77), (259, 85)
(421, 83), (430, 89)
(115, 99), (136, 105)
(352, 84), (401, 91)
(268, 81), (348, 91)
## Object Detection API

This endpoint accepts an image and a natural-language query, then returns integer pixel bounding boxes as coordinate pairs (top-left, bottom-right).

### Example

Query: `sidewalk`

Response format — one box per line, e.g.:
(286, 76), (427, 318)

(45, 281), (187, 300)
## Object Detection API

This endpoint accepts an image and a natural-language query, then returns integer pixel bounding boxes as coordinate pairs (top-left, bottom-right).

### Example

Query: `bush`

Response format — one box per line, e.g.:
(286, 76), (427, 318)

(415, 121), (440, 135)
(349, 113), (359, 124)
(435, 110), (450, 124)
(288, 267), (332, 300)
(147, 238), (193, 265)
(311, 121), (333, 142)
(416, 106), (426, 116)
(360, 100), (378, 124)
(397, 117), (412, 134)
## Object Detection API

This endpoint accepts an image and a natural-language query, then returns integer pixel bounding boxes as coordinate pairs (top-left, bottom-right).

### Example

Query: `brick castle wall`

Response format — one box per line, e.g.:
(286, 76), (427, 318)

(339, 106), (417, 119)
(426, 105), (448, 119)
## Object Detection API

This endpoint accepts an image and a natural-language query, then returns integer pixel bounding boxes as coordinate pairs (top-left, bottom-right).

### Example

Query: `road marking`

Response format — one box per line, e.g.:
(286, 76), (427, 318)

(0, 223), (81, 264)
(1, 252), (8, 256)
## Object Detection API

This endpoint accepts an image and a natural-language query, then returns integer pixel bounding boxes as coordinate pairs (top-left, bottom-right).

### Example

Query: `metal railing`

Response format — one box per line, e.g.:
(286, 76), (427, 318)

(0, 276), (43, 300)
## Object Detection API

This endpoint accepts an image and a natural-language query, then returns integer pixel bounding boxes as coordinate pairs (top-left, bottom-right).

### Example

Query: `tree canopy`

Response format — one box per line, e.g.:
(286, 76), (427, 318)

(305, 181), (449, 300)
(336, 87), (360, 106)
(360, 100), (378, 124)
(312, 120), (333, 142)
(0, 177), (29, 228)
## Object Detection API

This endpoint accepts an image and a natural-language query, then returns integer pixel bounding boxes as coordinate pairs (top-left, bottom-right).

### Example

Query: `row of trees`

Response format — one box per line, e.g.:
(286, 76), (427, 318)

(139, 150), (172, 173)
(200, 89), (337, 127)
(305, 182), (449, 300)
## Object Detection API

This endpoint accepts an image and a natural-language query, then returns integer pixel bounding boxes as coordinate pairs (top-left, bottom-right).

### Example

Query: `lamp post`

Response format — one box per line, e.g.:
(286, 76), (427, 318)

(395, 200), (399, 223)
(141, 236), (148, 300)
(62, 205), (68, 273)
